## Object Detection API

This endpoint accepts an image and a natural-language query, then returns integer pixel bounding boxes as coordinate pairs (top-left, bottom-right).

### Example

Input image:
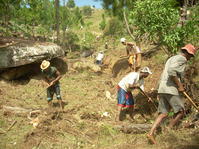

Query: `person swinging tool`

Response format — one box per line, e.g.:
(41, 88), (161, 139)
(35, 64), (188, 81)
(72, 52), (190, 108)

(40, 60), (64, 109)
(116, 67), (152, 121)
(147, 44), (197, 144)
(120, 38), (142, 72)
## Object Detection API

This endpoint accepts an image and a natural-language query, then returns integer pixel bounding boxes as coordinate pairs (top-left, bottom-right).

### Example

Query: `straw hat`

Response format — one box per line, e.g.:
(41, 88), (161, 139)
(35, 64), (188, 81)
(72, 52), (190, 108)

(40, 60), (50, 70)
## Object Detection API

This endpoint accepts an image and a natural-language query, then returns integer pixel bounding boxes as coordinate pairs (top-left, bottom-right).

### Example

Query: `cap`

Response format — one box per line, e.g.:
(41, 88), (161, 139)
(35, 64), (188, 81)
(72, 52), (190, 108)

(140, 67), (152, 74)
(120, 38), (126, 43)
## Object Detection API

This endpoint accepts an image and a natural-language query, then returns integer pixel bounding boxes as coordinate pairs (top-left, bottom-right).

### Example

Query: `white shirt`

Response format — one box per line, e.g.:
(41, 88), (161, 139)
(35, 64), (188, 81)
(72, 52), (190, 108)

(118, 72), (144, 92)
(134, 45), (141, 54)
(96, 53), (104, 61)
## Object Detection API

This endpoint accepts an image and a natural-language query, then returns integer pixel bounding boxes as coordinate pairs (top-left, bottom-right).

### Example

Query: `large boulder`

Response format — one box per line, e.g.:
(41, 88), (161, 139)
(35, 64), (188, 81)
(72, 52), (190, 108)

(0, 38), (66, 80)
(0, 40), (65, 69)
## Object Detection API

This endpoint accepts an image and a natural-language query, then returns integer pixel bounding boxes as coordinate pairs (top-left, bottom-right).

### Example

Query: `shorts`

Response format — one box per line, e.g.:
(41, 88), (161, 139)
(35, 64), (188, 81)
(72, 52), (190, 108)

(117, 86), (134, 108)
(158, 93), (184, 114)
(47, 83), (61, 101)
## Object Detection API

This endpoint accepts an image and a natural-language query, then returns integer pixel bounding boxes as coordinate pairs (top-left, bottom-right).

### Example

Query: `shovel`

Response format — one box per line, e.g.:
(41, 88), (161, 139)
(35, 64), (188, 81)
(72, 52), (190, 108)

(183, 91), (199, 111)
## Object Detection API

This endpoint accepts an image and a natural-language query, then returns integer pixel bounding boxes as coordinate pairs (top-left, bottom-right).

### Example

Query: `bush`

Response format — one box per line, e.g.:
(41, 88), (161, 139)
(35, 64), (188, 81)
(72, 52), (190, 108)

(103, 17), (124, 36)
(63, 30), (79, 52)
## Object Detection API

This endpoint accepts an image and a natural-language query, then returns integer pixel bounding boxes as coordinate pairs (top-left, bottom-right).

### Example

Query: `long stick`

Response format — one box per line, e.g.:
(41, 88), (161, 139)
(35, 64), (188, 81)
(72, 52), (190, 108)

(7, 120), (17, 131)
(138, 87), (158, 110)
(183, 91), (199, 111)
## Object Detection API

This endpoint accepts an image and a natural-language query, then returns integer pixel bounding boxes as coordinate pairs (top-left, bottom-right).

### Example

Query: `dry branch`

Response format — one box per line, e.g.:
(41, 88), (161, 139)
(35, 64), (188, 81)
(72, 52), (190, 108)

(115, 124), (152, 134)
(2, 105), (41, 114)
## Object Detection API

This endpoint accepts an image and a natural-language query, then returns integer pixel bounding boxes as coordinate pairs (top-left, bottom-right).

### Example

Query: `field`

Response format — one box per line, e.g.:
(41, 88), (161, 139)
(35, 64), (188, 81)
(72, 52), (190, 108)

(0, 9), (199, 149)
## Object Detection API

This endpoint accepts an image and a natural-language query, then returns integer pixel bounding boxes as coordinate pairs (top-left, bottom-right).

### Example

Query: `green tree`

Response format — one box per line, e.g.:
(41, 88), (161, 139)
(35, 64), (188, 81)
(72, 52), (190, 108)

(129, 0), (199, 53)
(55, 0), (60, 43)
(67, 0), (75, 8)
(82, 6), (92, 17)
(103, 17), (124, 37)
(99, 13), (106, 30)
(0, 0), (21, 33)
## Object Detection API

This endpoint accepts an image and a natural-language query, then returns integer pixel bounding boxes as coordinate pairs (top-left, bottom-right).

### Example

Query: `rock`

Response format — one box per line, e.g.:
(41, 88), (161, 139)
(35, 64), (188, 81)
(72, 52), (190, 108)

(73, 61), (101, 72)
(80, 50), (93, 58)
(0, 40), (65, 69)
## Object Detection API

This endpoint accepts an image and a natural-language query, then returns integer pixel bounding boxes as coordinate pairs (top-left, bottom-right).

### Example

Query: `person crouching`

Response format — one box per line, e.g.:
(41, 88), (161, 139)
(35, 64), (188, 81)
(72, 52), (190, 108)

(116, 67), (152, 121)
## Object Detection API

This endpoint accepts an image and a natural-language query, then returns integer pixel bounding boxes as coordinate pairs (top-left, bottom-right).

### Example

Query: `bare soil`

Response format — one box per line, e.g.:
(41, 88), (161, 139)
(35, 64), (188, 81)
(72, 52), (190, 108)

(0, 47), (199, 149)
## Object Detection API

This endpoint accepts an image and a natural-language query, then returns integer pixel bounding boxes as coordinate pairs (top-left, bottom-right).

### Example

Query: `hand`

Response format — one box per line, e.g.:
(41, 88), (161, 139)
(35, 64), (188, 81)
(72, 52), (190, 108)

(178, 85), (185, 92)
(132, 85), (140, 89)
(147, 97), (153, 102)
(48, 81), (54, 87)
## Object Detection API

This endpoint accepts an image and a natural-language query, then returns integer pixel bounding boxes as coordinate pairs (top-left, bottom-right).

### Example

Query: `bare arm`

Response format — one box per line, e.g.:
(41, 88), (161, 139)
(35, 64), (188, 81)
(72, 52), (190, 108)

(49, 70), (62, 86)
(129, 84), (139, 89)
(126, 42), (134, 56)
(170, 76), (184, 92)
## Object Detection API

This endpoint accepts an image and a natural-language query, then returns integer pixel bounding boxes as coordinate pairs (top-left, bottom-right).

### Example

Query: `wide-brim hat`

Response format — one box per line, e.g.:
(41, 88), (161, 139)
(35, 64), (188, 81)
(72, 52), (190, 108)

(40, 60), (50, 70)
(140, 67), (152, 74)
(181, 44), (197, 56)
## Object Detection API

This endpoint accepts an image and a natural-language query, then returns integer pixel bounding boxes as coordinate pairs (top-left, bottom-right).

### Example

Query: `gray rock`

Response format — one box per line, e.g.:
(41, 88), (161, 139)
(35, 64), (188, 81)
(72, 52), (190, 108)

(80, 50), (93, 58)
(0, 42), (65, 69)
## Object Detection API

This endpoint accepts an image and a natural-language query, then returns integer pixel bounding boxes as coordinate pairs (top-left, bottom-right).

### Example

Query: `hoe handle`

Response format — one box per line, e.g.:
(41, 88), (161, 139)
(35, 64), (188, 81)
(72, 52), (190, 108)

(183, 91), (199, 111)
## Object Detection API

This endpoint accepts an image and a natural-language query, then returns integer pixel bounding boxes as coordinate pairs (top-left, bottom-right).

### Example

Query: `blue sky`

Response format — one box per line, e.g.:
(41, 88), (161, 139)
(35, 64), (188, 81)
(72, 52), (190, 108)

(64, 0), (103, 9)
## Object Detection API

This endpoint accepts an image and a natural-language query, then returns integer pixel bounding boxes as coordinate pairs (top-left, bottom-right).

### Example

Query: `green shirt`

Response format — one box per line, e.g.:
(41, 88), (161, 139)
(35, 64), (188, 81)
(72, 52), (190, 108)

(42, 66), (59, 84)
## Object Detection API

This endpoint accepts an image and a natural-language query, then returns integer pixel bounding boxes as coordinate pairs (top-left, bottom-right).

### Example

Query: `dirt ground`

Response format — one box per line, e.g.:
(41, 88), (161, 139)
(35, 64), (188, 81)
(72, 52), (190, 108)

(0, 48), (199, 149)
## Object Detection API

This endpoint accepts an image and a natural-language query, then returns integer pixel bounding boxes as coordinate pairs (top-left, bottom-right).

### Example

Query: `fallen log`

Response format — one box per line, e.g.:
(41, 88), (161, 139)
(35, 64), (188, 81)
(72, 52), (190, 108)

(2, 105), (41, 115)
(115, 124), (152, 134)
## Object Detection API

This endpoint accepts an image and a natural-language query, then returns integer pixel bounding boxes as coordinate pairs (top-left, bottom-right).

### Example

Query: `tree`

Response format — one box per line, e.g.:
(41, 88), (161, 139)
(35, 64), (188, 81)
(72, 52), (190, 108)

(55, 0), (60, 43)
(103, 17), (124, 37)
(98, 0), (199, 53)
(0, 0), (21, 33)
(67, 0), (75, 8)
(99, 13), (106, 30)
(82, 6), (92, 17)
(129, 0), (199, 53)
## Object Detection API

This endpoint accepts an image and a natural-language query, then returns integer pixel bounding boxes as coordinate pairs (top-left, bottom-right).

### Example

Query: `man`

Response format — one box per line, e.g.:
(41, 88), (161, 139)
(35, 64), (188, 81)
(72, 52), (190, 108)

(117, 67), (152, 121)
(147, 44), (197, 144)
(120, 38), (142, 72)
(40, 60), (63, 109)
(95, 51), (104, 65)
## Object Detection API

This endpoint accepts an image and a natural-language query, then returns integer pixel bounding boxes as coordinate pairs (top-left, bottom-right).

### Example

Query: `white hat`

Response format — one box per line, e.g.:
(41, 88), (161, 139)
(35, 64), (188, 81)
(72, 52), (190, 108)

(120, 38), (126, 43)
(40, 60), (50, 70)
(140, 67), (152, 74)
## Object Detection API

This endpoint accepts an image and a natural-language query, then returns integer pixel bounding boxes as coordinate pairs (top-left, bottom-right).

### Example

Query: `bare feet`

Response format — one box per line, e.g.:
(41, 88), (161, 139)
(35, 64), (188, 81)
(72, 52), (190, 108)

(146, 134), (156, 144)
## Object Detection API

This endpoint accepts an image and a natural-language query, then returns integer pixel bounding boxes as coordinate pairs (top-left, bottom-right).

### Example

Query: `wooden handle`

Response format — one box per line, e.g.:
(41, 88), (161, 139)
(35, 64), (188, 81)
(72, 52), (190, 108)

(183, 91), (199, 111)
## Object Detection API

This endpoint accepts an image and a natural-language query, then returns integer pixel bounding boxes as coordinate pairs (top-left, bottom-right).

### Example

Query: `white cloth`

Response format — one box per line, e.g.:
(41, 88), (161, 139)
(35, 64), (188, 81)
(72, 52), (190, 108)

(134, 45), (141, 54)
(96, 53), (104, 61)
(118, 72), (144, 92)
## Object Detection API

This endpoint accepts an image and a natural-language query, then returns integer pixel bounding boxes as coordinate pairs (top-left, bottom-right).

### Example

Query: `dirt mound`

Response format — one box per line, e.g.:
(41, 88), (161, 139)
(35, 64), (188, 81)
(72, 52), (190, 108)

(134, 92), (157, 116)
(112, 58), (129, 78)
(80, 112), (102, 121)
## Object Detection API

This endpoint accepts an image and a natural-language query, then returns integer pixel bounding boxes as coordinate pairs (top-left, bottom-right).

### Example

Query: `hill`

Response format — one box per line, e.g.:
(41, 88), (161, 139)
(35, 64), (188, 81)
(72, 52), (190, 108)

(0, 9), (199, 149)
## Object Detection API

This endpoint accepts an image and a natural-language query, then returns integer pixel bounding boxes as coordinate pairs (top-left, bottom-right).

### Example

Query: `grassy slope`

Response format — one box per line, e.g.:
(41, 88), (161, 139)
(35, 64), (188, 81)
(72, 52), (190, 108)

(0, 9), (199, 149)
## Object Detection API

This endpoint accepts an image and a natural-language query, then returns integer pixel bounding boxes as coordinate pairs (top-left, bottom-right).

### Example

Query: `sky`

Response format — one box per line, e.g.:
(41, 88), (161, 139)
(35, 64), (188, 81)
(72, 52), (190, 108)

(65, 0), (103, 9)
